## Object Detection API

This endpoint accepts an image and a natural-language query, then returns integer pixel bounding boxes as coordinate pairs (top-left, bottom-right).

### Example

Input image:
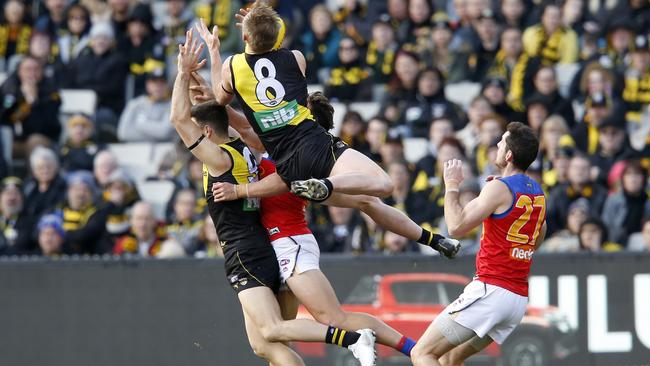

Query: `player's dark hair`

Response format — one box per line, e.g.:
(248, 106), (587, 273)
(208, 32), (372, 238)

(190, 100), (229, 136)
(307, 91), (334, 131)
(505, 121), (539, 171)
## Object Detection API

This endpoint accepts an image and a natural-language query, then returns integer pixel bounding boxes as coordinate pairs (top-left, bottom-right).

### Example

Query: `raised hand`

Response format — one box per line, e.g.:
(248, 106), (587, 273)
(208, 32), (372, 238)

(195, 19), (220, 52)
(234, 7), (249, 29)
(212, 182), (239, 202)
(178, 30), (206, 73)
(189, 71), (215, 103)
(443, 159), (465, 189)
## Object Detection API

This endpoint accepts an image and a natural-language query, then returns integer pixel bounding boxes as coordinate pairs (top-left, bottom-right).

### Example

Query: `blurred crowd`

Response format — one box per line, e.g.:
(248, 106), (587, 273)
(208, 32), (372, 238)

(0, 0), (649, 258)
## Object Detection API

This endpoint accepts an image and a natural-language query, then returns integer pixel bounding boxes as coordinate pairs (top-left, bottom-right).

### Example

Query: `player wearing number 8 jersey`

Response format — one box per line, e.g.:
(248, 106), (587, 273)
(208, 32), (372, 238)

(196, 1), (460, 257)
(411, 122), (547, 366)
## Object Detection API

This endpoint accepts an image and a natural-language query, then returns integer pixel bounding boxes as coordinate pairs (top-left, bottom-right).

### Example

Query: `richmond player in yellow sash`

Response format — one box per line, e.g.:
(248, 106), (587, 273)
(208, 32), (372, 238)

(195, 1), (460, 256)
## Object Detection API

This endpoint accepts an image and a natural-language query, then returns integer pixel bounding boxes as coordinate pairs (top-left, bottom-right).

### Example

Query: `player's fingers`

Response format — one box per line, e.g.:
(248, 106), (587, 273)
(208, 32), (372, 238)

(212, 25), (219, 37)
(196, 59), (207, 69)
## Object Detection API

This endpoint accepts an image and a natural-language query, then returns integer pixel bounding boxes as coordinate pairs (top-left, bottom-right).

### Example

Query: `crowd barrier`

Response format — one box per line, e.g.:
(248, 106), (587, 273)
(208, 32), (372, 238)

(0, 252), (648, 366)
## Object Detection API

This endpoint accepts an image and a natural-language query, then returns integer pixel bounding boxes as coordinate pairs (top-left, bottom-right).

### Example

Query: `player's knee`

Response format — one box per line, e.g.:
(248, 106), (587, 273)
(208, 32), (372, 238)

(410, 343), (441, 364)
(312, 308), (347, 328)
(377, 178), (394, 197)
(259, 322), (286, 343)
(439, 352), (461, 366)
(248, 339), (272, 360)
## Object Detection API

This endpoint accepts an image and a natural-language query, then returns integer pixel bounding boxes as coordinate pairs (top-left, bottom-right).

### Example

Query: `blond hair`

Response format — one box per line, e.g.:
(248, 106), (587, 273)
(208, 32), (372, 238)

(243, 1), (281, 53)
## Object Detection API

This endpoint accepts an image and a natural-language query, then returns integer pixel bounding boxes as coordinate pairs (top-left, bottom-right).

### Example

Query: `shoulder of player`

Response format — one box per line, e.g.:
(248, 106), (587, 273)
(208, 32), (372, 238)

(479, 179), (512, 203)
(201, 140), (233, 177)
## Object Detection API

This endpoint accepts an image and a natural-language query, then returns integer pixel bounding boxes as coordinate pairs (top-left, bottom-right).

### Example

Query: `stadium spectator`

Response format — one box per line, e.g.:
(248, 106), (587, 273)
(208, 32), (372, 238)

(600, 17), (635, 74)
(58, 170), (105, 254)
(165, 156), (205, 221)
(524, 93), (551, 133)
(365, 16), (396, 84)
(59, 114), (104, 172)
(107, 0), (130, 41)
(57, 4), (92, 64)
(97, 169), (139, 253)
(498, 0), (528, 30)
(590, 114), (637, 187)
(622, 34), (650, 123)
(384, 161), (435, 228)
(404, 67), (464, 137)
(381, 50), (420, 125)
(113, 201), (168, 256)
(546, 153), (608, 236)
(35, 0), (67, 37)
(314, 205), (371, 253)
(575, 62), (616, 106)
(333, 0), (372, 46)
(536, 115), (572, 187)
(165, 188), (202, 255)
(338, 111), (366, 150)
(0, 56), (61, 157)
(324, 37), (373, 102)
(36, 213), (65, 257)
(22, 146), (66, 218)
(0, 177), (33, 255)
(542, 197), (589, 252)
(627, 217), (650, 252)
(489, 27), (524, 86)
(381, 231), (419, 254)
(65, 22), (128, 141)
(472, 114), (506, 175)
(117, 68), (173, 142)
(456, 95), (494, 154)
(92, 150), (119, 188)
(194, 0), (240, 56)
(26, 31), (66, 86)
(572, 93), (614, 155)
(403, 0), (433, 46)
(601, 160), (650, 245)
(522, 3), (579, 64)
(159, 0), (193, 76)
(435, 179), (482, 254)
(196, 213), (223, 258)
(0, 0), (31, 72)
(413, 117), (455, 187)
(530, 66), (575, 128)
(448, 9), (499, 83)
(118, 4), (165, 99)
(298, 4), (342, 84)
(378, 130), (406, 166)
(481, 76), (520, 123)
(578, 217), (623, 252)
(420, 13), (454, 77)
(386, 0), (409, 44)
(361, 116), (389, 163)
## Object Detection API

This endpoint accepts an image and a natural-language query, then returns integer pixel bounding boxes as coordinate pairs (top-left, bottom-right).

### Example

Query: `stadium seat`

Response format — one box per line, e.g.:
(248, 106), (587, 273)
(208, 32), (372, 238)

(0, 72), (7, 85)
(404, 138), (429, 163)
(108, 143), (156, 183)
(59, 89), (98, 116)
(555, 63), (580, 98)
(1, 126), (12, 165)
(137, 180), (175, 220)
(151, 142), (176, 169)
(330, 102), (347, 136)
(348, 102), (381, 121)
(307, 84), (324, 94)
(445, 82), (481, 110)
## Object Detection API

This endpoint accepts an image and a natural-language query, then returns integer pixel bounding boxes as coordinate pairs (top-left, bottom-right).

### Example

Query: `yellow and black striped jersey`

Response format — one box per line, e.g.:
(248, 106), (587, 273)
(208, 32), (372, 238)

(230, 49), (314, 160)
(203, 138), (265, 244)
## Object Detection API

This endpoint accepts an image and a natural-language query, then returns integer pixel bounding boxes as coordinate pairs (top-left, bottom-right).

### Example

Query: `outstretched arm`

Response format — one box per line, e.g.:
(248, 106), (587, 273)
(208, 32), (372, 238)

(195, 20), (234, 105)
(170, 30), (228, 173)
(443, 159), (510, 237)
(212, 172), (289, 202)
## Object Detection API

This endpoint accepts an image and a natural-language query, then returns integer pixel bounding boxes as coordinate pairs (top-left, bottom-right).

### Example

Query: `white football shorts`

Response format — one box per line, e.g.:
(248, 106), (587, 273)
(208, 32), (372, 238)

(271, 233), (321, 289)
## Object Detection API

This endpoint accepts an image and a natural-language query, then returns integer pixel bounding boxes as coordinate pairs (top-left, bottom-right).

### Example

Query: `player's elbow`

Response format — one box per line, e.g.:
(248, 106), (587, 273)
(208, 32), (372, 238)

(447, 225), (465, 238)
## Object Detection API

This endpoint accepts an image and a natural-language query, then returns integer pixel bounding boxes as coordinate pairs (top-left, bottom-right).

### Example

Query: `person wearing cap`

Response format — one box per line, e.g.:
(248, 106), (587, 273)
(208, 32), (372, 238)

(0, 0), (31, 72)
(601, 16), (636, 73)
(36, 213), (66, 256)
(22, 146), (66, 218)
(481, 76), (520, 122)
(522, 3), (578, 64)
(118, 3), (166, 99)
(589, 111), (637, 187)
(64, 21), (128, 141)
(53, 170), (106, 253)
(116, 67), (173, 142)
(194, 0), (241, 56)
(0, 55), (62, 158)
(601, 160), (650, 246)
(447, 8), (499, 83)
(0, 177), (33, 255)
(546, 152), (608, 236)
(622, 35), (650, 123)
(366, 16), (397, 84)
(59, 114), (104, 172)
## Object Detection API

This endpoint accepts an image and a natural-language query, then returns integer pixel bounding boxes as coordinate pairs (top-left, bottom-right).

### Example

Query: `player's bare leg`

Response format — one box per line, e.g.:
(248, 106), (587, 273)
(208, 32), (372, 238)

(411, 312), (480, 366)
(238, 286), (377, 366)
(324, 193), (460, 258)
(286, 269), (403, 348)
(242, 306), (305, 366)
(291, 149), (394, 200)
(439, 335), (492, 366)
(277, 290), (299, 320)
